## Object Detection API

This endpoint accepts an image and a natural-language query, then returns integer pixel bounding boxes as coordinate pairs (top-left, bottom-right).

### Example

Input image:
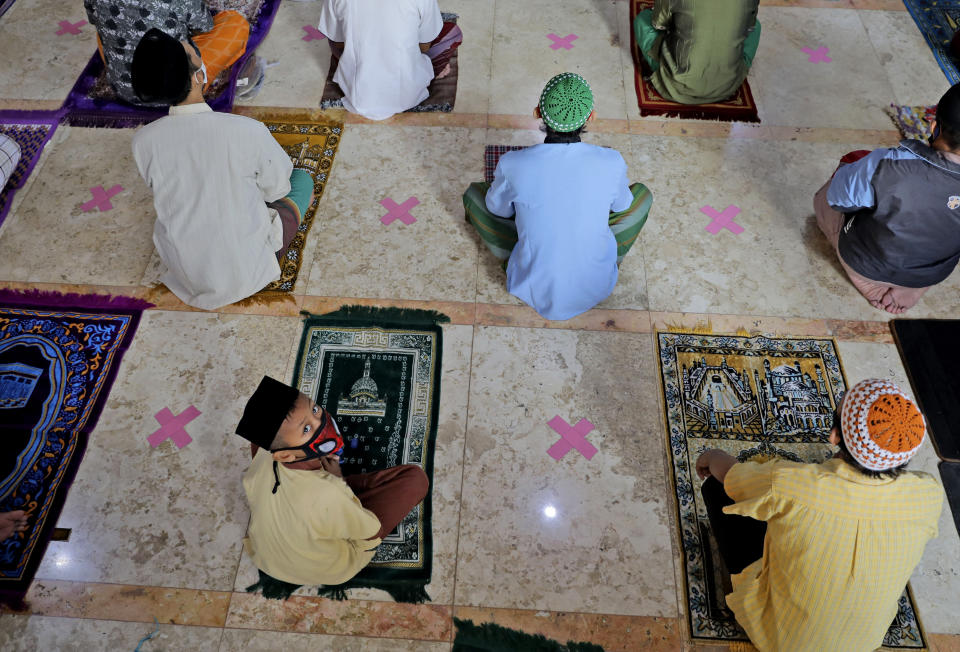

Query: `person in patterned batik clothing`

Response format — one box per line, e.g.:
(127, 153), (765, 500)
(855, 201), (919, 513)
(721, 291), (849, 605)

(84, 0), (253, 105)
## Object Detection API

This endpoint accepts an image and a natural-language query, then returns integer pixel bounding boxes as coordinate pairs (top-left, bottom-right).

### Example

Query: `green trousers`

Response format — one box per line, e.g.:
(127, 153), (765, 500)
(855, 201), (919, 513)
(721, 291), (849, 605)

(462, 182), (653, 267)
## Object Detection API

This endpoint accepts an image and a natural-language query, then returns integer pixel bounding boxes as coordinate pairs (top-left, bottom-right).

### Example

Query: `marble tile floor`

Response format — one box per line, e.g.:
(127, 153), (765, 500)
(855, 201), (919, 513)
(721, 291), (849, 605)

(1, 0), (960, 650)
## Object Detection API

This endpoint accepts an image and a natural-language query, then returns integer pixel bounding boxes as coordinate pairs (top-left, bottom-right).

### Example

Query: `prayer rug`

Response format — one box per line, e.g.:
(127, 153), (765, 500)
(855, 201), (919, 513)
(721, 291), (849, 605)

(247, 306), (446, 603)
(61, 0), (281, 128)
(629, 0), (760, 123)
(452, 619), (606, 652)
(319, 14), (461, 114)
(891, 319), (960, 462)
(657, 331), (927, 649)
(902, 0), (960, 84)
(887, 104), (937, 141)
(0, 0), (15, 20)
(250, 112), (344, 295)
(0, 110), (61, 230)
(0, 289), (150, 603)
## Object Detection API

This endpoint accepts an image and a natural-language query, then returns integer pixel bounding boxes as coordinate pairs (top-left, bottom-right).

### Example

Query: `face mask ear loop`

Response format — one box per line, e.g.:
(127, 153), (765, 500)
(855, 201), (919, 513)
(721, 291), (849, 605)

(271, 460), (281, 494)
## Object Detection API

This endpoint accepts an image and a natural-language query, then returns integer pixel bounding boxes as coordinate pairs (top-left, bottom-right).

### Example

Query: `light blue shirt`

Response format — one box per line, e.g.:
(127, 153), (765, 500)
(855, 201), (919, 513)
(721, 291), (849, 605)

(485, 142), (634, 320)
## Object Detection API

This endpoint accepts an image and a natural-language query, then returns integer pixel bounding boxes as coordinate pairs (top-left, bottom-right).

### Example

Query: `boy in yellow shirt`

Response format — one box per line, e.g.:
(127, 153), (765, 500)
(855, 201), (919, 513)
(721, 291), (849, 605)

(235, 376), (428, 588)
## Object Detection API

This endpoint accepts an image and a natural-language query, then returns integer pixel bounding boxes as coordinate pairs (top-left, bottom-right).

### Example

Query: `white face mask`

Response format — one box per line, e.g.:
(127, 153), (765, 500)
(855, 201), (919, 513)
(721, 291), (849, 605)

(195, 61), (208, 87)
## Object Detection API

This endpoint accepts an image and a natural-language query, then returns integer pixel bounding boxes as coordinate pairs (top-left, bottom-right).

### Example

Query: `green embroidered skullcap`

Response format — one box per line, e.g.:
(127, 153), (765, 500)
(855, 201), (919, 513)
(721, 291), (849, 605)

(539, 73), (594, 132)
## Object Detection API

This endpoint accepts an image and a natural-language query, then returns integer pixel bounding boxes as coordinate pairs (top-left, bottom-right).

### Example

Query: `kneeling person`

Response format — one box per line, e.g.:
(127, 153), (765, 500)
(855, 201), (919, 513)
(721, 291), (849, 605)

(131, 29), (314, 310)
(236, 376), (429, 588)
(464, 73), (652, 321)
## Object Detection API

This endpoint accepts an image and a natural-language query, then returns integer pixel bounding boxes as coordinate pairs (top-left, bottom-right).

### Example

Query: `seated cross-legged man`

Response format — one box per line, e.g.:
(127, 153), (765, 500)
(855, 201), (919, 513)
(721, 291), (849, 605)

(814, 83), (960, 314)
(235, 377), (429, 589)
(84, 0), (258, 106)
(130, 29), (315, 310)
(463, 73), (652, 321)
(635, 0), (761, 104)
(317, 0), (461, 120)
(696, 379), (943, 652)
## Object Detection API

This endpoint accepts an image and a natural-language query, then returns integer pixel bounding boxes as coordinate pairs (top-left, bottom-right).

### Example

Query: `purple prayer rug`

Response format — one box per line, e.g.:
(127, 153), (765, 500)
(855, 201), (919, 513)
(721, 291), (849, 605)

(61, 0), (281, 129)
(0, 0), (16, 20)
(0, 110), (62, 230)
(0, 290), (151, 603)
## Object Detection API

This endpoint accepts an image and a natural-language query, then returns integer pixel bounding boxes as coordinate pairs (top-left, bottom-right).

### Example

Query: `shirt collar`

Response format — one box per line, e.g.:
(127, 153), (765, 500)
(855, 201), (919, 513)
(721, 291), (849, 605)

(168, 102), (213, 116)
(824, 457), (896, 485)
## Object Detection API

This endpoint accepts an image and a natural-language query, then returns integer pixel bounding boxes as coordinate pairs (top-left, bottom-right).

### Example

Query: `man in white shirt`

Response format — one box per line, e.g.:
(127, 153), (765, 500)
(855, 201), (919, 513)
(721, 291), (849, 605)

(129, 29), (314, 310)
(317, 0), (444, 120)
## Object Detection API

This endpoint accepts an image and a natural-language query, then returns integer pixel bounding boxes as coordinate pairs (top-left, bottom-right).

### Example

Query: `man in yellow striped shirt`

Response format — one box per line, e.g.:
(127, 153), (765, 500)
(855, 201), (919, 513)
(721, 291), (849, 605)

(695, 379), (943, 652)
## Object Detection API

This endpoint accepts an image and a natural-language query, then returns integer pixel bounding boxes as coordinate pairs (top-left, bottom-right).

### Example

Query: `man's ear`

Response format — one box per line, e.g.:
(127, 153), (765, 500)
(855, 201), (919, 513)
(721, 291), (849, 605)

(828, 427), (840, 446)
(272, 449), (298, 463)
(586, 109), (597, 123)
(533, 105), (542, 119)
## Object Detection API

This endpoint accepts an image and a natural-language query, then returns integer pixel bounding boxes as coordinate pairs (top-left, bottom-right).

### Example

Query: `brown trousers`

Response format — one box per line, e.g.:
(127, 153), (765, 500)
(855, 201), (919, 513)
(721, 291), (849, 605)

(345, 465), (430, 540)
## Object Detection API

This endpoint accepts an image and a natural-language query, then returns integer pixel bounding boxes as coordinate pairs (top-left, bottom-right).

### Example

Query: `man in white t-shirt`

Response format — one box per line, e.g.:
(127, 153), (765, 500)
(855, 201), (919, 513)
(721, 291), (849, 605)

(318, 0), (443, 120)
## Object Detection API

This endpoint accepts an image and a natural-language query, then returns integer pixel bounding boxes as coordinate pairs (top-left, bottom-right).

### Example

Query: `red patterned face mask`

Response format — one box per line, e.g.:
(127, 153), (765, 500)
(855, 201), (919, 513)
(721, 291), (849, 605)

(271, 408), (344, 461)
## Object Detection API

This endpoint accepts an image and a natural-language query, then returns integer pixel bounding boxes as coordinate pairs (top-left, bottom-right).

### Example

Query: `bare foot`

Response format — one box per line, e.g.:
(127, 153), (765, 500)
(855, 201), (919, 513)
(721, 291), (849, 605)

(0, 510), (28, 541)
(879, 286), (928, 314)
(435, 63), (451, 80)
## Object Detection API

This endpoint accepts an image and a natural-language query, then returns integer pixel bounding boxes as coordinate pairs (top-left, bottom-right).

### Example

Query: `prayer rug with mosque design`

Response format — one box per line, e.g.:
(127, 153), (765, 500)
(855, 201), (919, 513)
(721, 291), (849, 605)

(0, 290), (150, 603)
(629, 0), (760, 123)
(0, 110), (61, 230)
(242, 110), (344, 295)
(246, 306), (446, 603)
(656, 331), (927, 649)
(902, 0), (960, 84)
(61, 0), (280, 128)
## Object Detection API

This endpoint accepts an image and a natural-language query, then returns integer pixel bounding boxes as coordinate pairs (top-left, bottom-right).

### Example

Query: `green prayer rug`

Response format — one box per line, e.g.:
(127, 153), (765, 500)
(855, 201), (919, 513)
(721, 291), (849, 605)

(453, 619), (606, 652)
(250, 306), (446, 603)
(656, 331), (927, 649)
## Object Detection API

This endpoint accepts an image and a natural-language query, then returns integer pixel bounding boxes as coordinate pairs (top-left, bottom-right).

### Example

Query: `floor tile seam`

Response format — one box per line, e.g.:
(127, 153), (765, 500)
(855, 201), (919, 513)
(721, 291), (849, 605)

(446, 302), (480, 639)
(221, 609), (455, 642)
(0, 611), (226, 631)
(451, 603), (683, 622)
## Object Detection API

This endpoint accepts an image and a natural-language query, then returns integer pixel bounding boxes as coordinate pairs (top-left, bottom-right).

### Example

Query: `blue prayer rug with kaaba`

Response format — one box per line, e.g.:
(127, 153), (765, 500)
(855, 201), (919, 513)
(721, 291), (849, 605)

(902, 0), (960, 84)
(246, 306), (446, 603)
(0, 290), (150, 603)
(656, 331), (927, 649)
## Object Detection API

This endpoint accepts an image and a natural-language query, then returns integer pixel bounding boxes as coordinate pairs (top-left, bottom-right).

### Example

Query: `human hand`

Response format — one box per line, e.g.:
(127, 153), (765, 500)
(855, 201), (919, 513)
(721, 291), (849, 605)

(695, 450), (715, 480)
(320, 455), (342, 477)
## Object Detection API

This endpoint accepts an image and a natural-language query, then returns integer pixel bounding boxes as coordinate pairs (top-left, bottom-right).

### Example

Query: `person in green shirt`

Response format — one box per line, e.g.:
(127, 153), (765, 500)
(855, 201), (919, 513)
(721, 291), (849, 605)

(635, 0), (761, 105)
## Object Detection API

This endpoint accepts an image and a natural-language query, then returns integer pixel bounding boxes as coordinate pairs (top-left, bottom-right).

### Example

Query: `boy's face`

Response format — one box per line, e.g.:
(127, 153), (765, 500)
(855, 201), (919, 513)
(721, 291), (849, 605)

(272, 393), (326, 462)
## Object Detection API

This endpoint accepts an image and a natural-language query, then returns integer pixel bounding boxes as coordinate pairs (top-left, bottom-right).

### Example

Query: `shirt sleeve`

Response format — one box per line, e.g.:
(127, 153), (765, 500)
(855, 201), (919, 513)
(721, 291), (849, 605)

(485, 163), (517, 218)
(611, 158), (634, 213)
(722, 460), (780, 522)
(418, 0), (444, 43)
(254, 123), (293, 203)
(652, 0), (673, 30)
(825, 148), (893, 213)
(185, 0), (214, 34)
(317, 0), (345, 42)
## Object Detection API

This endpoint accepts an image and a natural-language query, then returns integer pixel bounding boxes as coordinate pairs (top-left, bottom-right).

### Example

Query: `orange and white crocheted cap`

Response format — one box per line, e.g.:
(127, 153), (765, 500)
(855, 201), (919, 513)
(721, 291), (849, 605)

(839, 379), (926, 471)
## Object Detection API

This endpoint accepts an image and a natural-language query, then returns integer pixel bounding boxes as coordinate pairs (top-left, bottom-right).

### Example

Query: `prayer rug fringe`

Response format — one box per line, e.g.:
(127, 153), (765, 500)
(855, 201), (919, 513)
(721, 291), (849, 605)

(245, 570), (301, 601)
(317, 578), (431, 604)
(661, 320), (716, 335)
(0, 288), (154, 312)
(452, 619), (607, 652)
(306, 305), (451, 326)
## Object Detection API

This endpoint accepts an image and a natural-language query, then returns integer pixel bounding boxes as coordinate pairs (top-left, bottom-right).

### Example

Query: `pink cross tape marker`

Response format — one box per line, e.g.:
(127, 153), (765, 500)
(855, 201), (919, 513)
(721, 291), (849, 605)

(56, 20), (86, 35)
(547, 33), (578, 50)
(700, 204), (744, 235)
(302, 25), (325, 42)
(546, 416), (598, 460)
(801, 46), (832, 63)
(81, 185), (123, 212)
(380, 196), (419, 225)
(148, 406), (200, 449)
